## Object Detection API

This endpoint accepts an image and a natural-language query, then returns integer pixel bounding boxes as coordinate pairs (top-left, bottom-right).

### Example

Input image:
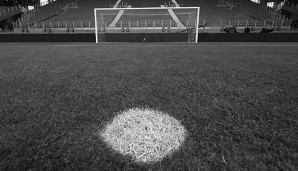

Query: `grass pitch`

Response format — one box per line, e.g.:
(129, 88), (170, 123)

(0, 42), (297, 170)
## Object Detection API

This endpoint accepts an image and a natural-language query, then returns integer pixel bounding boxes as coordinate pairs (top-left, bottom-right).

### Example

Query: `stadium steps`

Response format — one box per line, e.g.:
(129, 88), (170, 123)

(226, 0), (283, 24)
(109, 10), (125, 27)
(123, 0), (167, 8)
(113, 0), (122, 8)
(20, 0), (78, 27)
(177, 0), (251, 27)
(0, 6), (23, 21)
(41, 0), (118, 27)
(171, 0), (180, 7)
(111, 9), (181, 28)
(277, 4), (298, 16)
(167, 9), (186, 28)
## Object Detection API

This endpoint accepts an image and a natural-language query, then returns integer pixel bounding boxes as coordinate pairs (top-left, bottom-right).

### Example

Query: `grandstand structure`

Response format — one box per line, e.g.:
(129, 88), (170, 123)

(0, 6), (23, 18)
(219, 0), (284, 25)
(0, 0), (295, 33)
(0, 5), (24, 30)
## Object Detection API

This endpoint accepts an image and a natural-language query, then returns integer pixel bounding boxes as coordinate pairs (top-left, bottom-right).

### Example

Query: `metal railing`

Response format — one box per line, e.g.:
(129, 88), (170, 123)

(15, 18), (292, 30)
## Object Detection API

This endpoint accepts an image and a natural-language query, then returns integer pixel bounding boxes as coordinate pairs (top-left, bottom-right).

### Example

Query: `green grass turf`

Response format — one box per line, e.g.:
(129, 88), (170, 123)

(0, 43), (297, 170)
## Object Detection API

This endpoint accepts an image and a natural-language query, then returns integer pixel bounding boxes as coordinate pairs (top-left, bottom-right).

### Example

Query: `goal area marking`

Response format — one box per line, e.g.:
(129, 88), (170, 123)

(94, 7), (200, 43)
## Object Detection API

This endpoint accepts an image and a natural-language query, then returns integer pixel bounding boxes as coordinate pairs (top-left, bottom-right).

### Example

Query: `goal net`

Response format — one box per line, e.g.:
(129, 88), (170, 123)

(94, 7), (200, 43)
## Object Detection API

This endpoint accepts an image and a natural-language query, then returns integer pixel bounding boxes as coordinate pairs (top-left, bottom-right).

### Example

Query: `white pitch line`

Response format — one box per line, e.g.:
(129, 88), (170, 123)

(51, 44), (298, 47)
(1, 43), (298, 47)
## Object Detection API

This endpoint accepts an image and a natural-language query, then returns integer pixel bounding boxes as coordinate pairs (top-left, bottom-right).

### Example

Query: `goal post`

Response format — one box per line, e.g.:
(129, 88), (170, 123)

(94, 7), (200, 43)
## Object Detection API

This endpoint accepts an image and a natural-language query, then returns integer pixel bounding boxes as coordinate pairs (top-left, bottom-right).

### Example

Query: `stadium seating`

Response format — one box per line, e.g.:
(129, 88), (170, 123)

(29, 0), (179, 28)
(41, 0), (117, 28)
(19, 0), (288, 30)
(122, 0), (167, 7)
(0, 6), (22, 18)
(39, 0), (251, 28)
(276, 1), (298, 17)
(225, 0), (283, 24)
(0, 6), (11, 15)
(21, 0), (79, 27)
(178, 0), (251, 26)
(179, 0), (285, 27)
(115, 14), (175, 27)
(0, 6), (24, 21)
(104, 9), (196, 28)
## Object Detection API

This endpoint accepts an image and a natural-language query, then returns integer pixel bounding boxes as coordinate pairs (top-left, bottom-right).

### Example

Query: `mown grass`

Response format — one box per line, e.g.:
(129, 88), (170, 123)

(0, 43), (297, 170)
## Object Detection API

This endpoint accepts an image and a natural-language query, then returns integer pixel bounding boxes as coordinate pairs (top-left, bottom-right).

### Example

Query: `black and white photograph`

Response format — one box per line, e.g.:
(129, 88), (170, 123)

(0, 0), (297, 170)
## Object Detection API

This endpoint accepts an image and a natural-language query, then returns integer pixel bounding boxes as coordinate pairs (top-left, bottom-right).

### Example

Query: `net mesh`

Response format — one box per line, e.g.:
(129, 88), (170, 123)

(95, 7), (199, 43)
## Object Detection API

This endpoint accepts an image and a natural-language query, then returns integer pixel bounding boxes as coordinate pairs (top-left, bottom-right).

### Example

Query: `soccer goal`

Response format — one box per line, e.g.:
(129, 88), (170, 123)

(94, 7), (200, 43)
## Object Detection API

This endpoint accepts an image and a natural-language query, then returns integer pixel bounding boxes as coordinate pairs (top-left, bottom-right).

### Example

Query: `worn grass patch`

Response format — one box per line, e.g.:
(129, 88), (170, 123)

(100, 107), (187, 164)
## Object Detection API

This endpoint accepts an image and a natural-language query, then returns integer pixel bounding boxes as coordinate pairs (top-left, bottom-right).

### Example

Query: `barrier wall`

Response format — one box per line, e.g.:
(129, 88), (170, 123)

(199, 33), (298, 42)
(1, 33), (298, 42)
(0, 33), (95, 42)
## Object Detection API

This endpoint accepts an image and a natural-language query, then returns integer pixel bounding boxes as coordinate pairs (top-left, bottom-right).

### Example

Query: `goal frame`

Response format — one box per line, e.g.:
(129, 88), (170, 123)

(94, 7), (200, 43)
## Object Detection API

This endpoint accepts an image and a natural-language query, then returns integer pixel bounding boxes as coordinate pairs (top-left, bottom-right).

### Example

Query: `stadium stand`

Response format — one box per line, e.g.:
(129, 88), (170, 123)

(32, 0), (173, 28)
(228, 0), (283, 22)
(32, 0), (117, 28)
(122, 0), (166, 7)
(0, 6), (8, 14)
(14, 0), (292, 32)
(282, 1), (298, 9)
(27, 0), (251, 28)
(20, 0), (81, 27)
(178, 0), (251, 26)
(114, 10), (176, 28)
(276, 0), (298, 16)
(0, 5), (23, 21)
